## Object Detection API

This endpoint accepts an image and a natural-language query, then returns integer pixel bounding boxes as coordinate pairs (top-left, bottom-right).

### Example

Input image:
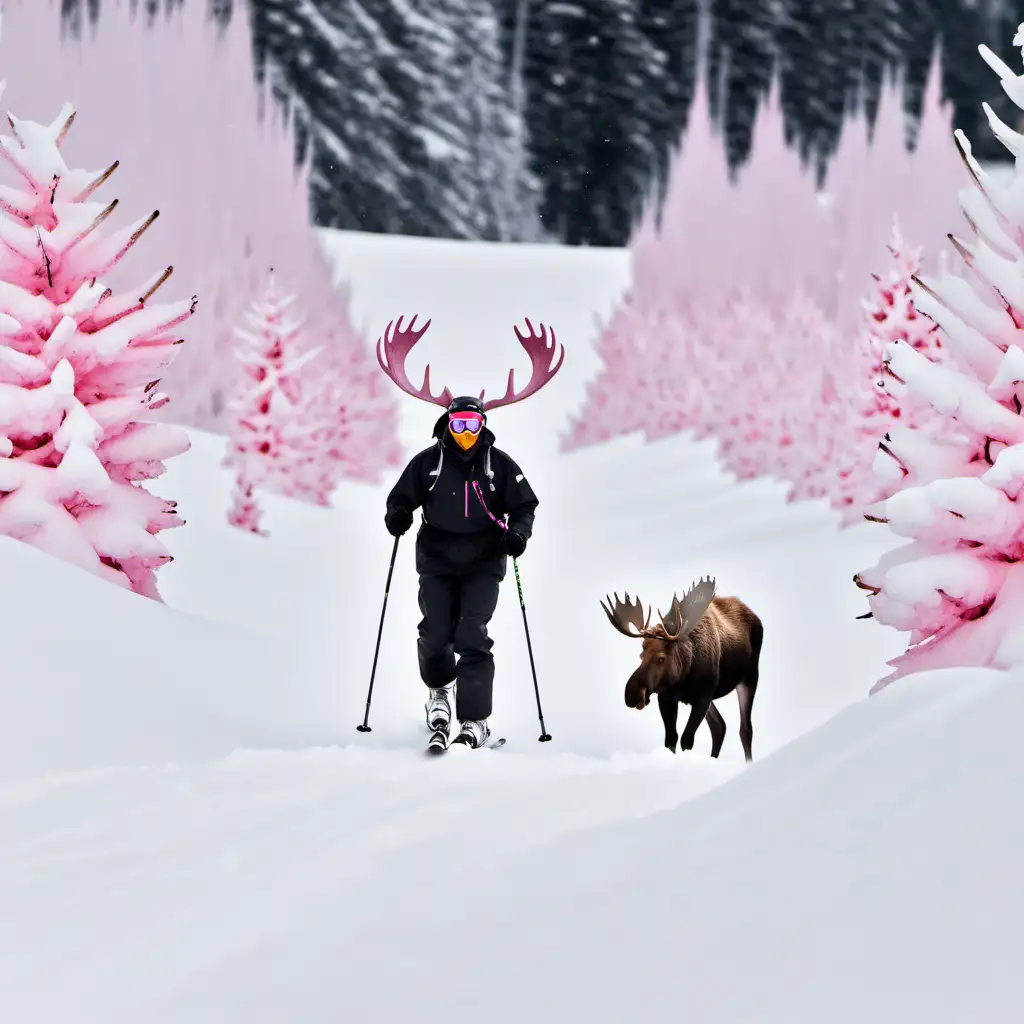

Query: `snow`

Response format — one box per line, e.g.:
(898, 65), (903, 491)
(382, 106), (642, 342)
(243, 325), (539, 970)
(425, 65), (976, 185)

(0, 226), (1016, 1020)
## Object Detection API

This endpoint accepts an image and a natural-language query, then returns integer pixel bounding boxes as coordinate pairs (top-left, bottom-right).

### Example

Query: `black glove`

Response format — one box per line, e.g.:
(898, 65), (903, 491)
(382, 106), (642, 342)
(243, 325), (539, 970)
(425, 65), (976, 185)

(385, 505), (413, 537)
(503, 529), (527, 557)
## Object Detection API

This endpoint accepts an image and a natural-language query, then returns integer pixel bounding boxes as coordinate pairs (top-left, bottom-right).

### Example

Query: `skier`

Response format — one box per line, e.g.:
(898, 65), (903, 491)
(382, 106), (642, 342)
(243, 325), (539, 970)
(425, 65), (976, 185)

(376, 315), (563, 750)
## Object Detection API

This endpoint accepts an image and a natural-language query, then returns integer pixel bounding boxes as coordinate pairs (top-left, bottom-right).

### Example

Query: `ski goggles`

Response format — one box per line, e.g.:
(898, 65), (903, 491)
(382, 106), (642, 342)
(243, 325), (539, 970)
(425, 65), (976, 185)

(448, 414), (483, 434)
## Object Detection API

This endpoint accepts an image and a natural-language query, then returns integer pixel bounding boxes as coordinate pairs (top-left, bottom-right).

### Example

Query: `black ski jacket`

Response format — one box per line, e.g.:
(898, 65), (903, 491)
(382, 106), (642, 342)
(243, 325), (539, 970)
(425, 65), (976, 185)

(386, 412), (539, 575)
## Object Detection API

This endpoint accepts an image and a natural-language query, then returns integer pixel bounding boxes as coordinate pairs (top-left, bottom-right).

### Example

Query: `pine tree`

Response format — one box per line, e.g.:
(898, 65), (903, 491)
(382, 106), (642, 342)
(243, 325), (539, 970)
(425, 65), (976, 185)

(776, 0), (858, 175)
(854, 24), (1024, 688)
(7, 0), (400, 455)
(0, 98), (194, 600)
(634, 0), (701, 201)
(410, 0), (546, 241)
(706, 0), (781, 169)
(828, 220), (947, 522)
(775, 0), (908, 177)
(224, 273), (324, 513)
(227, 474), (267, 536)
(247, 0), (427, 236)
(901, 0), (1019, 166)
(516, 0), (672, 245)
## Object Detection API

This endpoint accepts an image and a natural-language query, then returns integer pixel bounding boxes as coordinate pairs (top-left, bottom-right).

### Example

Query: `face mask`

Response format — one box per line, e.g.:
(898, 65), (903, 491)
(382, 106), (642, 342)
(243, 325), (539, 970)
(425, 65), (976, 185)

(448, 412), (483, 451)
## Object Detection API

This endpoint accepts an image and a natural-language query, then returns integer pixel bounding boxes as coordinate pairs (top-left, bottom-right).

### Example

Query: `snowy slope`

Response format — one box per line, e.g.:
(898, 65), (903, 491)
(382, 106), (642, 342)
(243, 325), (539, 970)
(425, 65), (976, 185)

(0, 227), (990, 1021)
(1, 661), (1017, 1021)
(0, 534), (337, 783)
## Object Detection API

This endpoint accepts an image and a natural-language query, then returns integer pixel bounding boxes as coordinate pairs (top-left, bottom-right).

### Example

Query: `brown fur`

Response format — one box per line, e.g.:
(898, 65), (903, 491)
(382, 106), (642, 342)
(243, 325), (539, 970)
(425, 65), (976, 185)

(621, 596), (762, 761)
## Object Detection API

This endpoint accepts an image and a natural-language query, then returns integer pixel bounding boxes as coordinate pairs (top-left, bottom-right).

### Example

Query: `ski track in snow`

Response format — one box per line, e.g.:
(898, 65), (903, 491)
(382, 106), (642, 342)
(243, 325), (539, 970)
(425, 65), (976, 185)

(0, 744), (735, 1017)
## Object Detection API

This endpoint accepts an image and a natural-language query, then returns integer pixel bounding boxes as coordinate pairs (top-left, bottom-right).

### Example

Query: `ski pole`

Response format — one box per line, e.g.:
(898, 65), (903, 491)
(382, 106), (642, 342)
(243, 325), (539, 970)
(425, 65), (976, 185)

(512, 555), (551, 742)
(357, 533), (400, 732)
(471, 481), (551, 742)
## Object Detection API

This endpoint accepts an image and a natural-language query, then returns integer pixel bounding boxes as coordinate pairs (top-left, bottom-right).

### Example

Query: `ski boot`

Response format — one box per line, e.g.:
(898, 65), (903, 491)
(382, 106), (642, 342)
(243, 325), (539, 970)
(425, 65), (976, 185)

(452, 719), (490, 748)
(425, 686), (452, 733)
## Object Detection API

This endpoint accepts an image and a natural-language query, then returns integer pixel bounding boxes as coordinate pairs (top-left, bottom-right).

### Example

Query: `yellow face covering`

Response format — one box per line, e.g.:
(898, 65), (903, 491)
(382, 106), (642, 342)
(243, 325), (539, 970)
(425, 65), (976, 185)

(448, 412), (483, 451)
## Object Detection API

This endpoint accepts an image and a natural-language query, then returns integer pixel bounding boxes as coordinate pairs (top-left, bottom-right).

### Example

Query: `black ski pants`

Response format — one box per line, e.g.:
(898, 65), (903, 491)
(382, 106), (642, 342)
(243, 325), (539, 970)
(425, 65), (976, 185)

(417, 569), (501, 721)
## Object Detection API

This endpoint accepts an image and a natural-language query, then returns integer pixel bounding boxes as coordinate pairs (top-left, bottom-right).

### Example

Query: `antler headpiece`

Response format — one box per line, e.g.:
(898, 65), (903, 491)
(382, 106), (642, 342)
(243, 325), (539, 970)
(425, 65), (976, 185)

(600, 577), (717, 641)
(376, 315), (564, 411)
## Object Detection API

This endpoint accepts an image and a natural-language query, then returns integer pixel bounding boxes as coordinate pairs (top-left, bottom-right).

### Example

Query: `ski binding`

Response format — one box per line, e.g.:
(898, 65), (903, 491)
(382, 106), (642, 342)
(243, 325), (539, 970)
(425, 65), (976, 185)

(426, 731), (505, 754)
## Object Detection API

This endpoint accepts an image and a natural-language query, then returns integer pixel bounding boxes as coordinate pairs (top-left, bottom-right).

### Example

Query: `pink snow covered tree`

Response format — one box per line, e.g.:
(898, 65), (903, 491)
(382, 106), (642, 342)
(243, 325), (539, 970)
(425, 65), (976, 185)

(305, 358), (404, 487)
(854, 25), (1024, 689)
(828, 218), (948, 522)
(224, 272), (324, 529)
(823, 53), (963, 334)
(227, 473), (267, 537)
(0, 97), (193, 599)
(0, 0), (400, 481)
(562, 59), (960, 462)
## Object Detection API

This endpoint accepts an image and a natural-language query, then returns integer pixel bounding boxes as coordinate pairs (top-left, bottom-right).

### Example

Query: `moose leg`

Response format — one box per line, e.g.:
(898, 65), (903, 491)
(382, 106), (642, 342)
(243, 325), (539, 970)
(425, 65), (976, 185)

(678, 691), (713, 753)
(704, 702), (727, 758)
(657, 693), (679, 752)
(736, 681), (756, 762)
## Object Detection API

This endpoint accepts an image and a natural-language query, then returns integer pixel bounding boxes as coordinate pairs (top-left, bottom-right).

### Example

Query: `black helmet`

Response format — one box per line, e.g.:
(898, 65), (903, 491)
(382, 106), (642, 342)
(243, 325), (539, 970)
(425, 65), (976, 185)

(447, 395), (485, 415)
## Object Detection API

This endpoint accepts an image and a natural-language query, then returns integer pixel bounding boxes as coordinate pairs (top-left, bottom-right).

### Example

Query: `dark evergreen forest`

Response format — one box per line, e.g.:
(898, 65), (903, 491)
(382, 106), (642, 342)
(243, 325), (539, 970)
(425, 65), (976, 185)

(63, 0), (1024, 246)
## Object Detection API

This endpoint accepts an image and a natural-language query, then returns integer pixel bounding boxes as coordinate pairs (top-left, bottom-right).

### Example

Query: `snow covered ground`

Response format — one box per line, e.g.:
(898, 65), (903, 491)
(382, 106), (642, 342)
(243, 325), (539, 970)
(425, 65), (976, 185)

(0, 229), (1011, 1021)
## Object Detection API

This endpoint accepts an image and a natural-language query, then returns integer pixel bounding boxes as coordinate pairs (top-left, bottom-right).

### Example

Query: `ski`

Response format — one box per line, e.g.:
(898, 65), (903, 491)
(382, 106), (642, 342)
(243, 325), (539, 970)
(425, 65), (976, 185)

(450, 735), (506, 751)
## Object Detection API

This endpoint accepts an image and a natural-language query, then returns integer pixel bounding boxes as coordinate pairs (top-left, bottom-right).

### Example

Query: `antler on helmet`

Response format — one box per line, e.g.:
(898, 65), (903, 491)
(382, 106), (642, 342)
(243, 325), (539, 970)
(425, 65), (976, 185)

(376, 315), (563, 411)
(376, 315), (454, 407)
(482, 318), (565, 411)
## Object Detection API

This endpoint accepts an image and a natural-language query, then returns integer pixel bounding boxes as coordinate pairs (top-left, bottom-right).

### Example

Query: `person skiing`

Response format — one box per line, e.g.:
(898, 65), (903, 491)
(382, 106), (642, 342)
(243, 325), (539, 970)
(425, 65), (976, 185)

(376, 315), (563, 750)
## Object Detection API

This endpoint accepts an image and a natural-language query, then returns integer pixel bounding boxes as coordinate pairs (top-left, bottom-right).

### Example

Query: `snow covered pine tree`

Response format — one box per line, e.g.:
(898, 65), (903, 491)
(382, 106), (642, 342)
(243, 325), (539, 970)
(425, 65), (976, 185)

(854, 24), (1024, 690)
(0, 0), (396, 456)
(224, 271), (323, 536)
(828, 218), (947, 523)
(0, 98), (193, 600)
(378, 315), (561, 752)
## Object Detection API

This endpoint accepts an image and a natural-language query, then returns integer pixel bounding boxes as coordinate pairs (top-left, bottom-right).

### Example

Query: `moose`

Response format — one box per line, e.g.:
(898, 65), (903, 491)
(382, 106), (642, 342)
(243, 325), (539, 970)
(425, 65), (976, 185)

(600, 578), (763, 761)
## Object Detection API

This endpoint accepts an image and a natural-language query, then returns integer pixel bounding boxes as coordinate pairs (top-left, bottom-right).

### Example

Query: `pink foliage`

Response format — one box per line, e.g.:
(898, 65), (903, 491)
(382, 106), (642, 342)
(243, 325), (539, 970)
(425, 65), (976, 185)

(730, 81), (833, 311)
(770, 295), (844, 502)
(630, 78), (735, 311)
(0, 0), (400, 481)
(224, 272), (325, 521)
(824, 55), (963, 335)
(227, 476), (267, 537)
(0, 97), (193, 599)
(560, 296), (652, 449)
(828, 218), (948, 523)
(854, 26), (1024, 688)
(307, 362), (403, 486)
(564, 55), (964, 520)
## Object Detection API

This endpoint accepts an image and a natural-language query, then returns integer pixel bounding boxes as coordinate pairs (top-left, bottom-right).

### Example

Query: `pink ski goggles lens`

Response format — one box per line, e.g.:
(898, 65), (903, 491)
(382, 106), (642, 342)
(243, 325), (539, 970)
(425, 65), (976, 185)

(449, 415), (482, 434)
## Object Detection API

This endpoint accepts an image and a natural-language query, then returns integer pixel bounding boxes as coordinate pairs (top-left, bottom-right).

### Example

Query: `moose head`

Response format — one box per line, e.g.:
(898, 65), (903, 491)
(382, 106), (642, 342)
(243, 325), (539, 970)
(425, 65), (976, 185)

(600, 577), (718, 710)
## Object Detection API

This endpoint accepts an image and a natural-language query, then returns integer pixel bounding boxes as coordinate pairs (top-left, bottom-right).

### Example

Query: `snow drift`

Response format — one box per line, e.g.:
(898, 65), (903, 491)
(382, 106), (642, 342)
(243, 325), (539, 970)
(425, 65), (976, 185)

(0, 532), (340, 782)
(0, 654), (1016, 1022)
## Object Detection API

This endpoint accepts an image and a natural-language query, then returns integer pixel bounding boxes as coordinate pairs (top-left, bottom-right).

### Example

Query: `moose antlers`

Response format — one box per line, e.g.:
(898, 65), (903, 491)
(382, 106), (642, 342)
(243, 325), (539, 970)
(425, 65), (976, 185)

(376, 315), (453, 407)
(376, 314), (564, 410)
(599, 592), (652, 638)
(601, 577), (718, 641)
(481, 318), (564, 411)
